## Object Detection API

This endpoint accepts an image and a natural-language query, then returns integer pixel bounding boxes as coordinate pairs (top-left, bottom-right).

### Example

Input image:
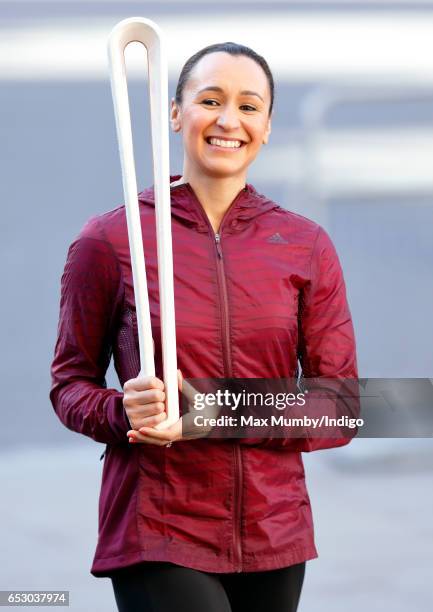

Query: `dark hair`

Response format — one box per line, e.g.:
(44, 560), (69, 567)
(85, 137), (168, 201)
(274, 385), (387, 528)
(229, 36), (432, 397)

(175, 42), (274, 117)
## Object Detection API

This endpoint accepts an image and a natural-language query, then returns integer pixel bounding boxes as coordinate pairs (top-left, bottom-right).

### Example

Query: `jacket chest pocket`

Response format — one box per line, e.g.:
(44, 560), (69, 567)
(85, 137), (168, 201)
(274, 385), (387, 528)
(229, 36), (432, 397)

(227, 273), (301, 376)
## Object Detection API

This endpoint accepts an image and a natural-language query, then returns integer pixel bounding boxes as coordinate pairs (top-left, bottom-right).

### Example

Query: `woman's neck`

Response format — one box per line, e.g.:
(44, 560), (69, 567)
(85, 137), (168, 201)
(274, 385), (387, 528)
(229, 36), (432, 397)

(171, 170), (247, 234)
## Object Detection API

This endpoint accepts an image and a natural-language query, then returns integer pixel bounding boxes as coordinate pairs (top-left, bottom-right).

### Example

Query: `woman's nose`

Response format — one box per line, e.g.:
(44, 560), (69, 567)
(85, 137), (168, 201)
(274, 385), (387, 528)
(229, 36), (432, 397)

(216, 106), (241, 129)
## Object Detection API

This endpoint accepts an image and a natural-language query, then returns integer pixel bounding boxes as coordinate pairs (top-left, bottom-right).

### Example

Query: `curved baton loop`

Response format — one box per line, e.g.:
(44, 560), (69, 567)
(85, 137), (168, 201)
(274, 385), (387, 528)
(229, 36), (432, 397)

(107, 17), (179, 429)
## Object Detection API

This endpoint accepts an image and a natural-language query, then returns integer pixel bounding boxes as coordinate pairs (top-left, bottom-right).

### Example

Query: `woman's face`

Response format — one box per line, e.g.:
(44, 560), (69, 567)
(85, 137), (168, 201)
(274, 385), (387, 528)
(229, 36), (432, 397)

(170, 52), (272, 180)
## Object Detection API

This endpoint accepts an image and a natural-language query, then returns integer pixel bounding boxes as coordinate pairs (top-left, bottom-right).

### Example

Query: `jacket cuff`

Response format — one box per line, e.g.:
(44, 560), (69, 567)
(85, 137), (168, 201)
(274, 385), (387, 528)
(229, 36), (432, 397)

(107, 392), (131, 439)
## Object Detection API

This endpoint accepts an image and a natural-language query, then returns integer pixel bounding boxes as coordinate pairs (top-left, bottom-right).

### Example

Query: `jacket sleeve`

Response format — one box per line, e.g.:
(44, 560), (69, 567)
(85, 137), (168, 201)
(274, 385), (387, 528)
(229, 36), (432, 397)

(49, 217), (131, 445)
(257, 225), (359, 453)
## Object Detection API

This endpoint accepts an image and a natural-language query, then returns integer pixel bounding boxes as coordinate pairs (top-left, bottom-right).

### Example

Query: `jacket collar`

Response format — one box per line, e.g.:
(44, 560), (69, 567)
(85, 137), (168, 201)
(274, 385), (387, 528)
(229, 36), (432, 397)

(138, 174), (279, 233)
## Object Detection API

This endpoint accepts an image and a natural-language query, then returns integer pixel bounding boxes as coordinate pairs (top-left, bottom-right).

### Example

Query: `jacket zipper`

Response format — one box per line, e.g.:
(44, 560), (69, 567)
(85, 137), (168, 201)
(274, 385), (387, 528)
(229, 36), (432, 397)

(185, 183), (245, 572)
(214, 232), (243, 573)
(214, 234), (231, 375)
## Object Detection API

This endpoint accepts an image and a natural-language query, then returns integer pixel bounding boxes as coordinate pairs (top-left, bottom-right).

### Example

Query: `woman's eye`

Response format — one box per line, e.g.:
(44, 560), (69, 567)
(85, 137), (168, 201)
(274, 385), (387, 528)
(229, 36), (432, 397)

(201, 99), (256, 111)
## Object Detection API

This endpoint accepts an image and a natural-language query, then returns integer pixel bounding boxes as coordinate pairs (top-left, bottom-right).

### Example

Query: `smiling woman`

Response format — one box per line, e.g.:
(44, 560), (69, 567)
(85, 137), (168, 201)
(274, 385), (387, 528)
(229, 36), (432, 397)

(50, 38), (358, 612)
(168, 42), (273, 232)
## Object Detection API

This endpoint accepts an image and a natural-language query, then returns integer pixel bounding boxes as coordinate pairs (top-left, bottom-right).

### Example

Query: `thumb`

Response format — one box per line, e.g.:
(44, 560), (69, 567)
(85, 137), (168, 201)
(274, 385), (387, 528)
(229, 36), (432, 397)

(177, 369), (183, 392)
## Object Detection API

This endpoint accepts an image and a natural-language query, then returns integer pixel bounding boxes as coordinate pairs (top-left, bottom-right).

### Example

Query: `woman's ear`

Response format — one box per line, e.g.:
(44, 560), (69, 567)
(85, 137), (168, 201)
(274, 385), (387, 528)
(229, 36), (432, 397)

(263, 115), (272, 145)
(170, 98), (181, 133)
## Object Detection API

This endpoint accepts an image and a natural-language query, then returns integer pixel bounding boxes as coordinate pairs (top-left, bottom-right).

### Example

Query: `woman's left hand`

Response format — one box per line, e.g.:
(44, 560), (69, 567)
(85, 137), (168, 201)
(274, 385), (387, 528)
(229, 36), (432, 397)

(128, 417), (184, 446)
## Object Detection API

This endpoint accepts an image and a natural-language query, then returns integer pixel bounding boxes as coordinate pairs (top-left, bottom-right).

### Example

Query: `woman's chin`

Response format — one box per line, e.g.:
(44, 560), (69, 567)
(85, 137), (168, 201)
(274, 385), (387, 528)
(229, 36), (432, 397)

(195, 159), (247, 179)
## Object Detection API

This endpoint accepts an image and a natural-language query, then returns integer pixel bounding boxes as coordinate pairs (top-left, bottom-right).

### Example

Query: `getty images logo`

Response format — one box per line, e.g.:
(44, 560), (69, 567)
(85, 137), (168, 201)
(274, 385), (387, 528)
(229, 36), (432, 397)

(266, 232), (288, 244)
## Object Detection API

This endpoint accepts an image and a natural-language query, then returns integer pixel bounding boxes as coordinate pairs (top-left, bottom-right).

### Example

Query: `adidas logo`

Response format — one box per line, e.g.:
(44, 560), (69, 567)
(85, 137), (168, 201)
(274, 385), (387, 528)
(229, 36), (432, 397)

(266, 232), (288, 244)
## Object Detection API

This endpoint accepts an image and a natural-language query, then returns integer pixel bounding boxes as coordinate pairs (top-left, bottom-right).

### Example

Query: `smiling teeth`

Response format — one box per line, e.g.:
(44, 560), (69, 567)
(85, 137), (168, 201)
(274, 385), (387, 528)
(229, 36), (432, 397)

(209, 138), (242, 148)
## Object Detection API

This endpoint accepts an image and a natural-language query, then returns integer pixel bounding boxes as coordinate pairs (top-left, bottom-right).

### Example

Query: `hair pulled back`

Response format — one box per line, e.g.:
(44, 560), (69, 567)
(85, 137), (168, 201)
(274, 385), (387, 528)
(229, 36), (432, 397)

(175, 42), (274, 117)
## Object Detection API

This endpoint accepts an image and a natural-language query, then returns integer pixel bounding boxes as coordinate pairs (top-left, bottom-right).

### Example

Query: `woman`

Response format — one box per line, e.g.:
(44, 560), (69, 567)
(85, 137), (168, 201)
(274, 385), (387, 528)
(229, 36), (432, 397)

(50, 41), (358, 612)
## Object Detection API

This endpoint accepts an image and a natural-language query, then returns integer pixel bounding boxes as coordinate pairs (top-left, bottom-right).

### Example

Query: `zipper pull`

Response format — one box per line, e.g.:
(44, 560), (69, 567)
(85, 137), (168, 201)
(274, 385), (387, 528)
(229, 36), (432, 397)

(215, 233), (223, 259)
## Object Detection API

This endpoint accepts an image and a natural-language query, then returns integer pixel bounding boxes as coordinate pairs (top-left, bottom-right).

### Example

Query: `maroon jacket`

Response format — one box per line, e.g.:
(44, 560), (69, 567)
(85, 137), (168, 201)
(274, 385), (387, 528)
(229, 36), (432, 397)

(50, 174), (358, 576)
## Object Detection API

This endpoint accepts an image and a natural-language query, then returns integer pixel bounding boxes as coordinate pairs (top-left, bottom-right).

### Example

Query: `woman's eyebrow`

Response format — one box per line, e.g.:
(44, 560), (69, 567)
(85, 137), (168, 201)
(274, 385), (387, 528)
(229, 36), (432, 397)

(196, 86), (264, 102)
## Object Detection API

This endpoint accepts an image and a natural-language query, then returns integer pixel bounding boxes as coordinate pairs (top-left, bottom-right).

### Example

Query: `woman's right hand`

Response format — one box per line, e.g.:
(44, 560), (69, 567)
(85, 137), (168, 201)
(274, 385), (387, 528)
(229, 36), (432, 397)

(122, 375), (168, 431)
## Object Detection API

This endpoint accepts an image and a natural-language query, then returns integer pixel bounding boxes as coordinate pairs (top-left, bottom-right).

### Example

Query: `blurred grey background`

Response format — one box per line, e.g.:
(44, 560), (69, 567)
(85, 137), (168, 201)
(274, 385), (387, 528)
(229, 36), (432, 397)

(1, 1), (432, 610)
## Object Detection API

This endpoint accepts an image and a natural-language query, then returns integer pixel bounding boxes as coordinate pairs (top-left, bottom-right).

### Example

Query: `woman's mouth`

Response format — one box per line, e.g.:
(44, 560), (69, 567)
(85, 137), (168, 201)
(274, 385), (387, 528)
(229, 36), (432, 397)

(205, 137), (245, 151)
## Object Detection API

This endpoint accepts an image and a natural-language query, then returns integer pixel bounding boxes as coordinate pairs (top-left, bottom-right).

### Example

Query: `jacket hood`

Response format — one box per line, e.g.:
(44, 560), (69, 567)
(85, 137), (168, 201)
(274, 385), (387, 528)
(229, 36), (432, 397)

(138, 174), (280, 233)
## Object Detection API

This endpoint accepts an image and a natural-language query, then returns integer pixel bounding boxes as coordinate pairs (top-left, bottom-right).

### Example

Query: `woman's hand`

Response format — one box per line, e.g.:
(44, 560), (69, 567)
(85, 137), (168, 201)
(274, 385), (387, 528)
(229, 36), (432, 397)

(124, 370), (185, 447)
(125, 371), (218, 446)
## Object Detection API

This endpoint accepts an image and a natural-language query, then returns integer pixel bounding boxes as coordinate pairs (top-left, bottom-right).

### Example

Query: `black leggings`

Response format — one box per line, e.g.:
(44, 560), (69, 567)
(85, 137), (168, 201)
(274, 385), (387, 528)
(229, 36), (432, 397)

(110, 560), (306, 612)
